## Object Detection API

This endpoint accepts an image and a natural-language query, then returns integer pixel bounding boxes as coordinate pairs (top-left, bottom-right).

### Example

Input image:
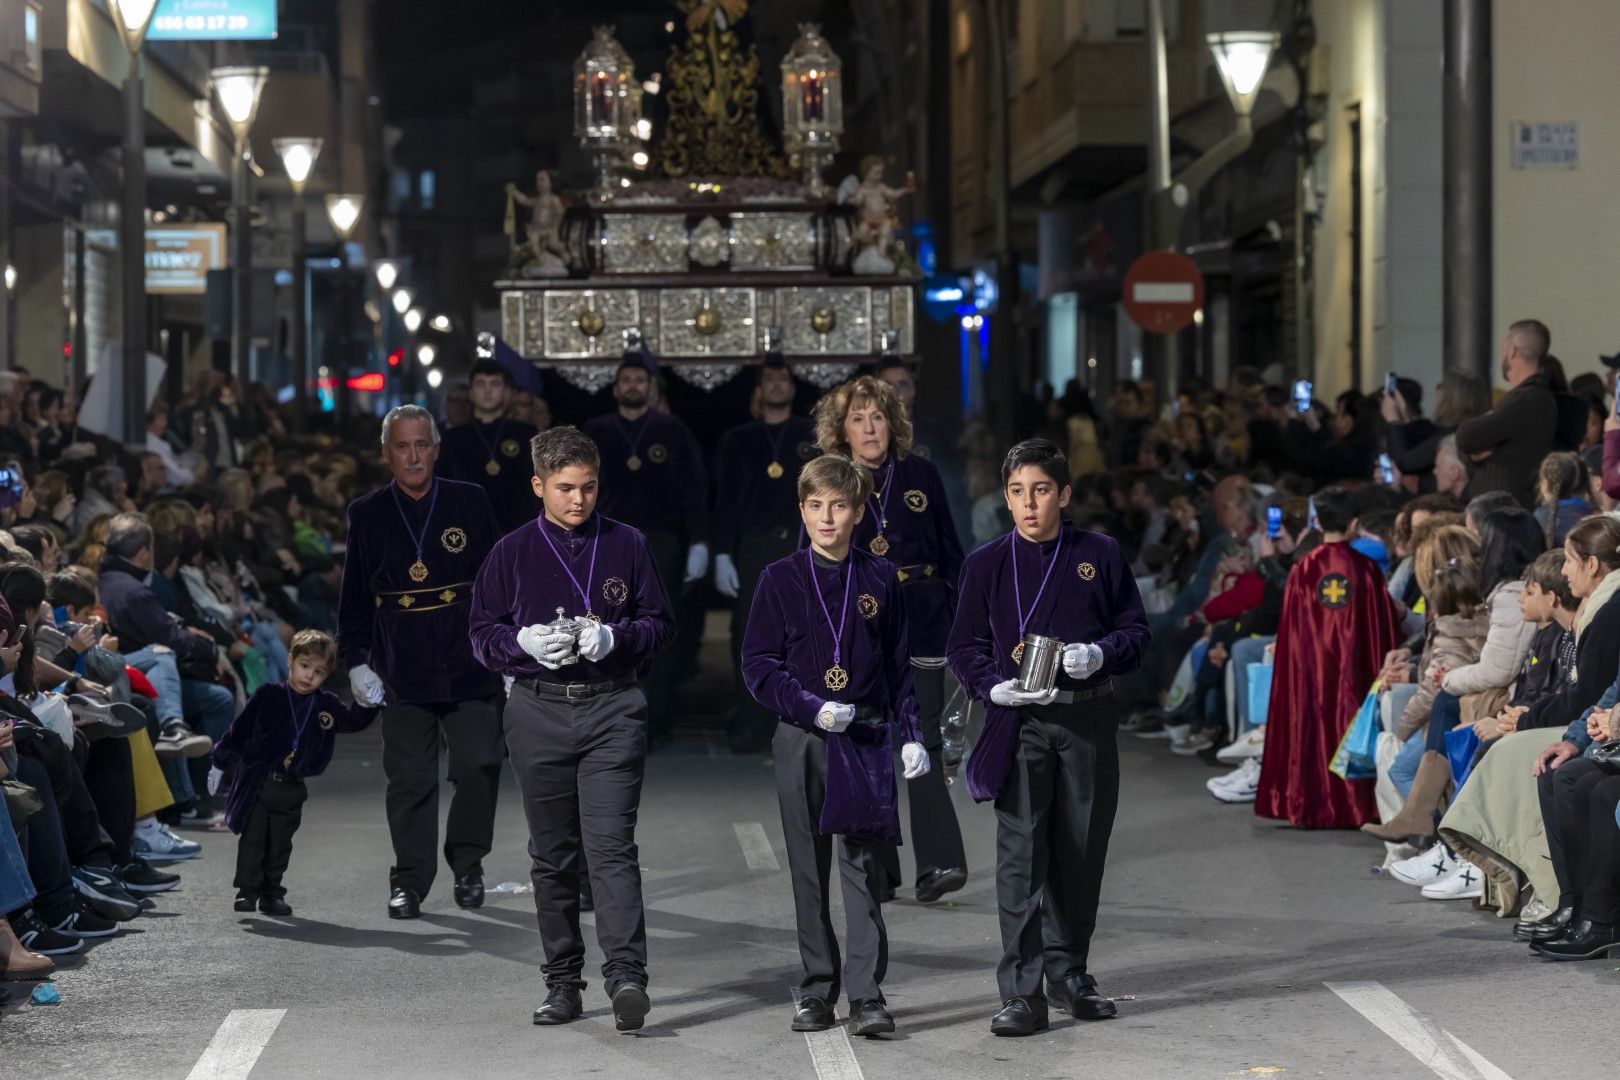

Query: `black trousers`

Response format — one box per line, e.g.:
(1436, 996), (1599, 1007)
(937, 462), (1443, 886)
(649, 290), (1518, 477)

(380, 696), (504, 897)
(1539, 755), (1620, 910)
(1579, 775), (1620, 924)
(504, 682), (648, 995)
(876, 663), (968, 890)
(993, 699), (1120, 1002)
(11, 754), (75, 919)
(17, 726), (114, 869)
(728, 529), (798, 747)
(78, 734), (136, 866)
(643, 530), (685, 741)
(234, 776), (308, 898)
(774, 721), (889, 1005)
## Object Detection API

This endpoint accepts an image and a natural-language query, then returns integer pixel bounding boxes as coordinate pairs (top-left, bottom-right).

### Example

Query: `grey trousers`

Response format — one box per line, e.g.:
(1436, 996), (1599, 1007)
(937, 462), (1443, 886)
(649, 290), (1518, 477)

(773, 721), (889, 1005)
(504, 682), (649, 994)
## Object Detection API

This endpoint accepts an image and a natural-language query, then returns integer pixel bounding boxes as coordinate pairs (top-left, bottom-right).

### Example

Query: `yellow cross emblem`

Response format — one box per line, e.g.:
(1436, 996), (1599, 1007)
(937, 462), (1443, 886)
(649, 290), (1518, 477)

(1317, 573), (1350, 609)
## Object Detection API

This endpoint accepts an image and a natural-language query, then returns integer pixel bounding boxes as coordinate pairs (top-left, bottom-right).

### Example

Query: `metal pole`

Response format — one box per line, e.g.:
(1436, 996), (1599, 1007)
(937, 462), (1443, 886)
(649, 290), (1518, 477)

(982, 0), (1018, 442)
(1443, 0), (1492, 382)
(1143, 0), (1178, 403)
(121, 61), (148, 446)
(1146, 0), (1172, 194)
(290, 193), (308, 430)
(231, 134), (252, 384)
(72, 227), (87, 398)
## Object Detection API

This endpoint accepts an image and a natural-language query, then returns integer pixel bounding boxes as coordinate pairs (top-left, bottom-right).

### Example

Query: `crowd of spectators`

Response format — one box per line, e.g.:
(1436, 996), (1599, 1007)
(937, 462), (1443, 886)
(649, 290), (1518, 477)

(0, 365), (394, 987)
(1050, 318), (1620, 960)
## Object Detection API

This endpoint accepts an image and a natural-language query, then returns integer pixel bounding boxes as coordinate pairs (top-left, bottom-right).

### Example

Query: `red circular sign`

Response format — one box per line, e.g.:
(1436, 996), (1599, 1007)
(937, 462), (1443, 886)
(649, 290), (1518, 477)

(1123, 251), (1205, 335)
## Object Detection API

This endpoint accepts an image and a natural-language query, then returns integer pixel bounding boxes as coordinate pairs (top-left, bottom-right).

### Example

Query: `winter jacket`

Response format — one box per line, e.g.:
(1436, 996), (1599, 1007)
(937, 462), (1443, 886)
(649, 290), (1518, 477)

(1440, 581), (1536, 698)
(1398, 608), (1491, 741)
(98, 556), (217, 677)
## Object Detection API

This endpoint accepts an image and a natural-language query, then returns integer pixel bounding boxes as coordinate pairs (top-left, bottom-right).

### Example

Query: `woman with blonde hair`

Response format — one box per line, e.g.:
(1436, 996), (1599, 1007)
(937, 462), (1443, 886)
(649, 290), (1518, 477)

(813, 375), (967, 903)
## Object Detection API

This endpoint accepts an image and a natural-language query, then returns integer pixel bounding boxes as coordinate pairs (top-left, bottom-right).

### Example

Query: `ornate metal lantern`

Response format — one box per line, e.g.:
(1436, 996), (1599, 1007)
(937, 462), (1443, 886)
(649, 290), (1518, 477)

(574, 26), (638, 201)
(780, 24), (843, 200)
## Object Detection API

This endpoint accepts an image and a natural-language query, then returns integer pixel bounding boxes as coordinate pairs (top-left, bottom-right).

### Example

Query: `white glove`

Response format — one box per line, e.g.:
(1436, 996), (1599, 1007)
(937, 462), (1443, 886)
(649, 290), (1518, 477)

(577, 621), (615, 661)
(901, 742), (931, 780)
(815, 702), (855, 733)
(349, 663), (385, 707)
(685, 542), (710, 583)
(516, 625), (562, 661)
(989, 678), (1058, 709)
(536, 633), (577, 670)
(713, 553), (740, 598)
(1062, 642), (1104, 680)
(206, 766), (224, 796)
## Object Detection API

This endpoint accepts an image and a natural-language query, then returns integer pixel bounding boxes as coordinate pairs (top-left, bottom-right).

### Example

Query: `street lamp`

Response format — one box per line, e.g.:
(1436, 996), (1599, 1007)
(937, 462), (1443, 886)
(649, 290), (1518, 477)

(324, 193), (364, 241)
(1206, 32), (1280, 120)
(417, 344), (436, 367)
(430, 314), (451, 332)
(373, 258), (400, 291)
(3, 264), (15, 371)
(212, 65), (269, 385)
(426, 368), (444, 390)
(390, 288), (414, 316)
(109, 0), (159, 445)
(273, 137), (323, 430)
(321, 193), (364, 423)
(403, 307), (424, 334)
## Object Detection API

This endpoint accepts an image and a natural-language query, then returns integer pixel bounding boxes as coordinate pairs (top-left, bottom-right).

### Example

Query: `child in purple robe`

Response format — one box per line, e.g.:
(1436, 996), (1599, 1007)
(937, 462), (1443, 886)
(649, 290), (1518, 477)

(209, 630), (375, 916)
(742, 454), (927, 1038)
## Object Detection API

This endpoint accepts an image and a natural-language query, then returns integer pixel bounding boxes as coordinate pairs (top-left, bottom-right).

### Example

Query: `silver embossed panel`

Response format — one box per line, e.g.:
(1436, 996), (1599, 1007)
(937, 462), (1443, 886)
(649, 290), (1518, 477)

(730, 213), (816, 271)
(601, 214), (687, 274)
(501, 293), (523, 351)
(541, 290), (641, 359)
(657, 288), (757, 356)
(778, 286), (873, 355)
(888, 285), (916, 354)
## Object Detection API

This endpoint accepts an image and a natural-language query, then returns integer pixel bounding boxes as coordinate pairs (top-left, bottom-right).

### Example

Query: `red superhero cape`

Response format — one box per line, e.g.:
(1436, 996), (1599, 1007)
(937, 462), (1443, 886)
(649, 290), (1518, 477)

(1255, 541), (1402, 828)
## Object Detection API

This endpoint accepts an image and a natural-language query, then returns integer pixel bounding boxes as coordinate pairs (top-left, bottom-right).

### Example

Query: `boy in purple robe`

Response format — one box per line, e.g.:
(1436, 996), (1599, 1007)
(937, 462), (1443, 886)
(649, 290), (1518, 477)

(469, 425), (675, 1034)
(207, 630), (376, 916)
(741, 454), (929, 1038)
(946, 438), (1150, 1037)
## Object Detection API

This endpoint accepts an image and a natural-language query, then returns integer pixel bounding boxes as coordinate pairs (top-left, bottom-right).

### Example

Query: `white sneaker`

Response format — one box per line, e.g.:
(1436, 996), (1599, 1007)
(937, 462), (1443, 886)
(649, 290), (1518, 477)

(1421, 862), (1484, 900)
(1170, 729), (1216, 756)
(1208, 758), (1261, 803)
(1389, 842), (1456, 887)
(132, 820), (202, 862)
(1216, 726), (1266, 763)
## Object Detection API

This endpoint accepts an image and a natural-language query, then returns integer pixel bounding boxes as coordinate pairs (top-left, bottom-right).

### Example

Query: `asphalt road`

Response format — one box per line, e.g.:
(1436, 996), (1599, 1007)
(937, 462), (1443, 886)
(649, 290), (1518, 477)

(5, 713), (1614, 1079)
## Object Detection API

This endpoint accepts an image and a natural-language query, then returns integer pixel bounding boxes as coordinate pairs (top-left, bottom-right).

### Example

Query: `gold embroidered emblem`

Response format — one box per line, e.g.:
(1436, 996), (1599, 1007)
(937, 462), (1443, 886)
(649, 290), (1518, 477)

(1078, 562), (1097, 582)
(501, 438), (522, 458)
(439, 589), (457, 604)
(399, 595), (416, 608)
(374, 596), (382, 608)
(904, 489), (928, 513)
(857, 593), (879, 620)
(1317, 573), (1351, 609)
(318, 711), (335, 731)
(648, 443), (668, 465)
(441, 527), (468, 554)
(602, 577), (629, 605)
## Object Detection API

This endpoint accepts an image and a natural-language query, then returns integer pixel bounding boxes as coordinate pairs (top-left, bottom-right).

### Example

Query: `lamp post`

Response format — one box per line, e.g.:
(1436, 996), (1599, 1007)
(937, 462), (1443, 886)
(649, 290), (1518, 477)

(3, 264), (15, 371)
(373, 258), (400, 292)
(212, 65), (269, 385)
(109, 0), (158, 445)
(273, 136), (322, 431)
(1142, 0), (1278, 398)
(324, 194), (364, 422)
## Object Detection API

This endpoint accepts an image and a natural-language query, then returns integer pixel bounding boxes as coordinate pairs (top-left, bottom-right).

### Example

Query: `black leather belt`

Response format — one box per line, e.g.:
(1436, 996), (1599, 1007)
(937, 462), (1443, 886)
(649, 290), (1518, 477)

(849, 705), (888, 727)
(1048, 679), (1114, 705)
(268, 770), (303, 784)
(517, 673), (636, 702)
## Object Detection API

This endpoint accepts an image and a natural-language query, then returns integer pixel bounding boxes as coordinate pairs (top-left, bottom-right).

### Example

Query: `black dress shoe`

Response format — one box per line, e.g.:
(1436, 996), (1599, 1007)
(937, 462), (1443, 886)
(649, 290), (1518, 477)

(387, 887), (421, 920)
(611, 982), (651, 1032)
(848, 998), (895, 1037)
(1047, 974), (1117, 1020)
(1531, 920), (1617, 961)
(233, 892), (257, 913)
(532, 987), (583, 1025)
(915, 867), (968, 904)
(991, 997), (1048, 1036)
(453, 871), (485, 910)
(792, 995), (836, 1032)
(258, 896), (293, 917)
(1513, 904), (1574, 941)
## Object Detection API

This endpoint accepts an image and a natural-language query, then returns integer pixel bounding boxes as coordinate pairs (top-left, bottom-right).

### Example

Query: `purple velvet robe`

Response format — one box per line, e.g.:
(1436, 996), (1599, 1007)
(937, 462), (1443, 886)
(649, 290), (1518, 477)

(946, 523), (1150, 801)
(845, 453), (963, 656)
(211, 684), (376, 834)
(468, 514), (676, 682)
(337, 477), (504, 705)
(742, 547), (922, 843)
(582, 410), (710, 543)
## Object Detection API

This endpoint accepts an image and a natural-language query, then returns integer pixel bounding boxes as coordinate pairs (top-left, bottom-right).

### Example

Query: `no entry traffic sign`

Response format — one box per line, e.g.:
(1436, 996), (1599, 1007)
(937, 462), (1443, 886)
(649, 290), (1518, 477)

(1123, 251), (1205, 335)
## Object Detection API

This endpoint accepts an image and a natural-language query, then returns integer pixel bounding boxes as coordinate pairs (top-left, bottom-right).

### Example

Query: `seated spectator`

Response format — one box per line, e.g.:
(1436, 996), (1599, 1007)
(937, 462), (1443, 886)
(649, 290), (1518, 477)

(1532, 452), (1592, 549)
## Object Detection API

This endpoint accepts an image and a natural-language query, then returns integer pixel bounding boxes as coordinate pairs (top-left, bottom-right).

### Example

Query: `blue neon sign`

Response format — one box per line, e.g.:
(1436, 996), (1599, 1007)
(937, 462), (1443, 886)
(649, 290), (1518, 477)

(147, 0), (278, 41)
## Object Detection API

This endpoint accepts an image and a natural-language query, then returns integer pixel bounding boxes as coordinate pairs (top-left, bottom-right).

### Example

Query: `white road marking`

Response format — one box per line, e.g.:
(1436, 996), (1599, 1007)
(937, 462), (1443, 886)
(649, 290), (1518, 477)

(1326, 981), (1514, 1080)
(184, 1009), (287, 1080)
(733, 821), (780, 870)
(804, 1027), (867, 1080)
